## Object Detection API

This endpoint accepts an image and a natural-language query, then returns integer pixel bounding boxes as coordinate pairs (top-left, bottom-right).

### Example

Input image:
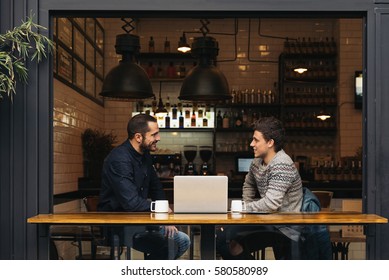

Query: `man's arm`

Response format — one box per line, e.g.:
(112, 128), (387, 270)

(242, 171), (257, 202)
(245, 163), (294, 212)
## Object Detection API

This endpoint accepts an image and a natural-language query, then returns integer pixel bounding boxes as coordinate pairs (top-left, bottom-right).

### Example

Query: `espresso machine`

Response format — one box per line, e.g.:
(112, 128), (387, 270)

(183, 145), (197, 175)
(199, 145), (213, 175)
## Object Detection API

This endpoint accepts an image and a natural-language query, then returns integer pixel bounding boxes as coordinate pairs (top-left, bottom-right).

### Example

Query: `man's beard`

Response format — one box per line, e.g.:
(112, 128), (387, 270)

(140, 139), (157, 152)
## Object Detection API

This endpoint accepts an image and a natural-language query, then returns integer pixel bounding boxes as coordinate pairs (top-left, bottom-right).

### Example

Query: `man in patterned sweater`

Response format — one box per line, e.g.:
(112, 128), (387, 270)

(216, 116), (303, 259)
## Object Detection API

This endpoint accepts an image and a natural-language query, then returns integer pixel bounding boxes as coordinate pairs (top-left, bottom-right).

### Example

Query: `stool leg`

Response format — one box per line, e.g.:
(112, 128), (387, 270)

(190, 228), (195, 260)
(111, 234), (120, 260)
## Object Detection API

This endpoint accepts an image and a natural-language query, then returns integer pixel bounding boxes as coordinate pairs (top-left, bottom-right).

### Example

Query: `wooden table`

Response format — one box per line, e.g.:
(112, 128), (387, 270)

(28, 212), (387, 260)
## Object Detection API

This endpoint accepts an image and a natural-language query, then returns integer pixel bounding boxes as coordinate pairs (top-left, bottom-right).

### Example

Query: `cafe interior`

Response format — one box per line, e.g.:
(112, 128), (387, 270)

(50, 14), (365, 260)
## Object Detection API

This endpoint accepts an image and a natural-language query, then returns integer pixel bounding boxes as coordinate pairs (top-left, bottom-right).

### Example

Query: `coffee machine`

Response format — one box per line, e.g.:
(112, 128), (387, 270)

(183, 145), (197, 175)
(199, 145), (213, 175)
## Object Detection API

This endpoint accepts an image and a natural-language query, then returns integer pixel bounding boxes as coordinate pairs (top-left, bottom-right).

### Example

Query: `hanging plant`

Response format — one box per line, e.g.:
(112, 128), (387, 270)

(0, 13), (54, 102)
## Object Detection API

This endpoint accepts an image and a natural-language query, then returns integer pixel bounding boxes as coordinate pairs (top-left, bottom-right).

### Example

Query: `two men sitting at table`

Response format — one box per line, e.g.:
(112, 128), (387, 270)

(97, 114), (190, 259)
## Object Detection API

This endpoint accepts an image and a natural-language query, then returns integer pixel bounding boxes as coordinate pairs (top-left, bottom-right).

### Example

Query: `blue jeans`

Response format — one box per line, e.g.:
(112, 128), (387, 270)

(132, 226), (190, 259)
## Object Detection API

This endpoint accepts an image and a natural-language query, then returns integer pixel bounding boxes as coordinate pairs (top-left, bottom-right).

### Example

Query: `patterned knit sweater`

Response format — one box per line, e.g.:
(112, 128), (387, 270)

(243, 149), (303, 213)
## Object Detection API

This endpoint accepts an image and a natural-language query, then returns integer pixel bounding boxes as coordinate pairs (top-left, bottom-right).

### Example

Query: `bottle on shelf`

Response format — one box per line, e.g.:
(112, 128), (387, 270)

(343, 160), (351, 181)
(179, 62), (186, 78)
(357, 161), (362, 181)
(184, 105), (190, 119)
(179, 111), (184, 128)
(157, 61), (164, 78)
(165, 114), (170, 128)
(216, 110), (223, 128)
(146, 61), (156, 78)
(203, 116), (208, 127)
(164, 37), (170, 53)
(148, 36), (155, 53)
(191, 111), (196, 127)
(314, 162), (323, 181)
(322, 161), (329, 181)
(242, 109), (248, 127)
(172, 104), (178, 119)
(222, 111), (230, 128)
(151, 96), (157, 113)
(234, 111), (242, 128)
(167, 61), (177, 78)
(336, 161), (344, 181)
(165, 96), (171, 112)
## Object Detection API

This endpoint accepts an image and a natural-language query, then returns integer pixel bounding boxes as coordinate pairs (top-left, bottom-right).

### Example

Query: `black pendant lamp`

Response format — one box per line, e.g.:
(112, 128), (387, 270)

(100, 19), (153, 100)
(179, 28), (230, 102)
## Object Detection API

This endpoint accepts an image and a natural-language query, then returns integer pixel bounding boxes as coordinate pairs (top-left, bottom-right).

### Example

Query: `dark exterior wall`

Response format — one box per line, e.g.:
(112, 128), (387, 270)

(1, 0), (388, 259)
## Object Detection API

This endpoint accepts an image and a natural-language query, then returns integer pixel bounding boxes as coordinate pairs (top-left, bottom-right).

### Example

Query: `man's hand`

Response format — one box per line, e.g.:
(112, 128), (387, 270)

(164, 226), (178, 238)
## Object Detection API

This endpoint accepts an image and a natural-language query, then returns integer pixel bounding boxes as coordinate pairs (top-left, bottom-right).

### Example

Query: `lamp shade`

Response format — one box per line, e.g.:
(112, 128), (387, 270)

(100, 33), (154, 100)
(100, 62), (154, 99)
(179, 64), (230, 101)
(179, 36), (231, 101)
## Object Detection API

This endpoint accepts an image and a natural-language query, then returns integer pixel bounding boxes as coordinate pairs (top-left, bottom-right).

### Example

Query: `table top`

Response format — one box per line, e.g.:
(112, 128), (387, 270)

(27, 211), (387, 225)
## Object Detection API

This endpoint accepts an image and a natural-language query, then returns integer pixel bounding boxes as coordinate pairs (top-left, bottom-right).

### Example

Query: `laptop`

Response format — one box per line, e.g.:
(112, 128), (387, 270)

(173, 175), (228, 213)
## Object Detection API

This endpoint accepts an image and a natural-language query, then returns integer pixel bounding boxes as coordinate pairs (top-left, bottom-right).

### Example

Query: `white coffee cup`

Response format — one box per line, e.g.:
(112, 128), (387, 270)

(150, 200), (169, 213)
(231, 200), (247, 212)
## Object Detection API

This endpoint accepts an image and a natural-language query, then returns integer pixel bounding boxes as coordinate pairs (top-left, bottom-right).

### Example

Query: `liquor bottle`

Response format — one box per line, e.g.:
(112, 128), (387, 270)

(336, 161), (344, 181)
(164, 37), (170, 53)
(357, 161), (362, 181)
(185, 105), (190, 119)
(351, 161), (358, 181)
(242, 109), (248, 127)
(198, 108), (203, 119)
(179, 62), (186, 78)
(191, 111), (196, 127)
(234, 111), (242, 128)
(157, 61), (164, 77)
(172, 104), (177, 119)
(216, 110), (223, 128)
(314, 162), (323, 181)
(165, 114), (170, 128)
(148, 36), (155, 53)
(203, 117), (208, 127)
(322, 161), (329, 181)
(146, 62), (156, 78)
(179, 111), (184, 128)
(167, 61), (177, 78)
(222, 111), (230, 128)
(151, 96), (157, 113)
(343, 161), (351, 181)
(165, 96), (171, 112)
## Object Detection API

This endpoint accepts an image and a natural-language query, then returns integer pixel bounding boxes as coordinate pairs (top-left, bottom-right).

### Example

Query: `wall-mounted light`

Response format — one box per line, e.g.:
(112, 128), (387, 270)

(317, 110), (331, 121)
(100, 18), (153, 100)
(177, 33), (191, 53)
(294, 66), (308, 74)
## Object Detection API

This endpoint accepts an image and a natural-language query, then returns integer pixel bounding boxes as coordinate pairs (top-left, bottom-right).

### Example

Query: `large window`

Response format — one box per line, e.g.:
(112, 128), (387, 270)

(53, 17), (104, 104)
